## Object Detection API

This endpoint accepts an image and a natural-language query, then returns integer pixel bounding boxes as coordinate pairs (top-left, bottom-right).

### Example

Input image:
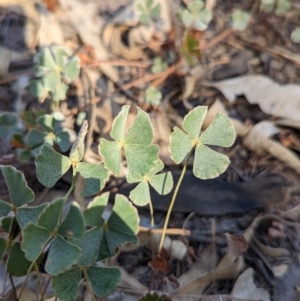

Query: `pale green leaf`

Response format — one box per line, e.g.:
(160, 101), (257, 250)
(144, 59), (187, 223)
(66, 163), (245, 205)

(147, 159), (164, 177)
(107, 194), (139, 236)
(198, 8), (212, 24)
(145, 87), (162, 106)
(194, 19), (207, 31)
(187, 0), (204, 14)
(231, 9), (251, 31)
(16, 204), (47, 228)
(39, 48), (57, 69)
(52, 267), (81, 301)
(21, 223), (52, 261)
(193, 143), (230, 179)
(99, 140), (121, 175)
(149, 172), (173, 195)
(129, 181), (150, 206)
(36, 145), (71, 187)
(125, 144), (159, 179)
(0, 165), (34, 207)
(87, 266), (120, 297)
(291, 28), (300, 43)
(183, 106), (207, 140)
(29, 80), (48, 99)
(199, 113), (235, 147)
(182, 10), (193, 28)
(51, 45), (71, 68)
(76, 162), (109, 196)
(169, 127), (194, 164)
(52, 83), (68, 102)
(124, 108), (153, 145)
(38, 198), (65, 232)
(45, 236), (81, 275)
(63, 57), (80, 81)
(58, 202), (84, 239)
(110, 105), (129, 142)
(84, 193), (109, 227)
(41, 71), (60, 91)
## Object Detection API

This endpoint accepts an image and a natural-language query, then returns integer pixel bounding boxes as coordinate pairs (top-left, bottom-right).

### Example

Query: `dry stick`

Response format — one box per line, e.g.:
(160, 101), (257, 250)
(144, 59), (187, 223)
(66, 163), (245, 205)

(90, 60), (150, 68)
(158, 150), (193, 253)
(200, 28), (235, 51)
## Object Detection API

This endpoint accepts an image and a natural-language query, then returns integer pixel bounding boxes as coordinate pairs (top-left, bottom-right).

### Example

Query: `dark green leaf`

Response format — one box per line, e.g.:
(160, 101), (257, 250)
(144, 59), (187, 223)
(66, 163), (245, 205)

(75, 228), (102, 266)
(16, 204), (47, 229)
(76, 162), (109, 196)
(58, 202), (84, 239)
(7, 242), (31, 276)
(87, 266), (120, 297)
(55, 130), (71, 152)
(45, 235), (81, 275)
(1, 216), (13, 233)
(52, 267), (81, 301)
(28, 129), (47, 147)
(0, 165), (34, 207)
(36, 145), (71, 187)
(21, 223), (52, 261)
(0, 200), (11, 217)
(38, 198), (65, 232)
(84, 193), (108, 227)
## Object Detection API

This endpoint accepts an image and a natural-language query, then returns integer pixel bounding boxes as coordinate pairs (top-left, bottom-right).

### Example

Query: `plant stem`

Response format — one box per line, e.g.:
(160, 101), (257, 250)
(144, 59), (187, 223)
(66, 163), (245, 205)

(158, 151), (192, 253)
(65, 167), (77, 199)
(149, 200), (154, 229)
(34, 263), (44, 301)
(82, 267), (96, 301)
(18, 236), (53, 301)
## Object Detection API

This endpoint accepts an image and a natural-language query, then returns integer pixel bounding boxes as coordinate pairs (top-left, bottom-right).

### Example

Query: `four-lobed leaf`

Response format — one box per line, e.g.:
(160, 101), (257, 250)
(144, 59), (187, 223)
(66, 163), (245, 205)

(169, 106), (235, 179)
(181, 0), (212, 31)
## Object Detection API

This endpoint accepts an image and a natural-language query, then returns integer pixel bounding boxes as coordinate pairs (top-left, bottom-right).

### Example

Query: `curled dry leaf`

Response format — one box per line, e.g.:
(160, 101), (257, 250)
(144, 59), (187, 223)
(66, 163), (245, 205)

(224, 233), (249, 256)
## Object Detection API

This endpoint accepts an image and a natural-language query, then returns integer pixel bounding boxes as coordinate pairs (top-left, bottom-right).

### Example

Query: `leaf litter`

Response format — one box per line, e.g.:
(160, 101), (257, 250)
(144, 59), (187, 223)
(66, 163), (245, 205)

(1, 0), (300, 300)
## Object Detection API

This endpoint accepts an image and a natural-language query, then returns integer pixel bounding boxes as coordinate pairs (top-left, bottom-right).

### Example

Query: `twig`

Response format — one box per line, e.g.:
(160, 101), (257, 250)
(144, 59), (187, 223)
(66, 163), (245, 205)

(200, 28), (235, 50)
(139, 226), (190, 236)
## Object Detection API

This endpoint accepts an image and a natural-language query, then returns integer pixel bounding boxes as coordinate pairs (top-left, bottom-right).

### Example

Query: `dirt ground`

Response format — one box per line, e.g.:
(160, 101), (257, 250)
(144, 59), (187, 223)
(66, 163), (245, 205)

(1, 0), (300, 300)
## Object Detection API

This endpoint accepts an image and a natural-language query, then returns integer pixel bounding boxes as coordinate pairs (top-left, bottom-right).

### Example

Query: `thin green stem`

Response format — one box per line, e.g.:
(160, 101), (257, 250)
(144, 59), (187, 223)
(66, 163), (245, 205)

(158, 150), (193, 253)
(82, 267), (96, 301)
(18, 236), (53, 301)
(34, 263), (44, 301)
(149, 200), (154, 229)
(65, 167), (77, 199)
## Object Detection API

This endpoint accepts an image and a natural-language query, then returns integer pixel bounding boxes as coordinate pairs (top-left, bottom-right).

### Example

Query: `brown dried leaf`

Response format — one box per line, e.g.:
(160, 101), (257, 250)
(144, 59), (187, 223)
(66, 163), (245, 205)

(225, 233), (249, 256)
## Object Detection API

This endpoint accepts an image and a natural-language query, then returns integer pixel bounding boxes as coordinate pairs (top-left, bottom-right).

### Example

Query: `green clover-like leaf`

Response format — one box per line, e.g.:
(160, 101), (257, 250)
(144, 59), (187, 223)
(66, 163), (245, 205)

(182, 0), (212, 31)
(99, 105), (159, 179)
(76, 162), (109, 197)
(169, 106), (235, 179)
(231, 9), (251, 31)
(28, 114), (71, 152)
(52, 267), (82, 301)
(291, 27), (300, 43)
(21, 197), (84, 275)
(0, 165), (34, 208)
(36, 144), (72, 187)
(128, 160), (173, 206)
(145, 87), (162, 106)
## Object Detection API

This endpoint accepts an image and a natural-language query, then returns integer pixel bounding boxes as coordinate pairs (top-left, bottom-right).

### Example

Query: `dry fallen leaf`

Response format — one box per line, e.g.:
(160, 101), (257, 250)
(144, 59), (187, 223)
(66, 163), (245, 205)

(230, 268), (270, 301)
(224, 233), (249, 256)
(202, 75), (300, 129)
